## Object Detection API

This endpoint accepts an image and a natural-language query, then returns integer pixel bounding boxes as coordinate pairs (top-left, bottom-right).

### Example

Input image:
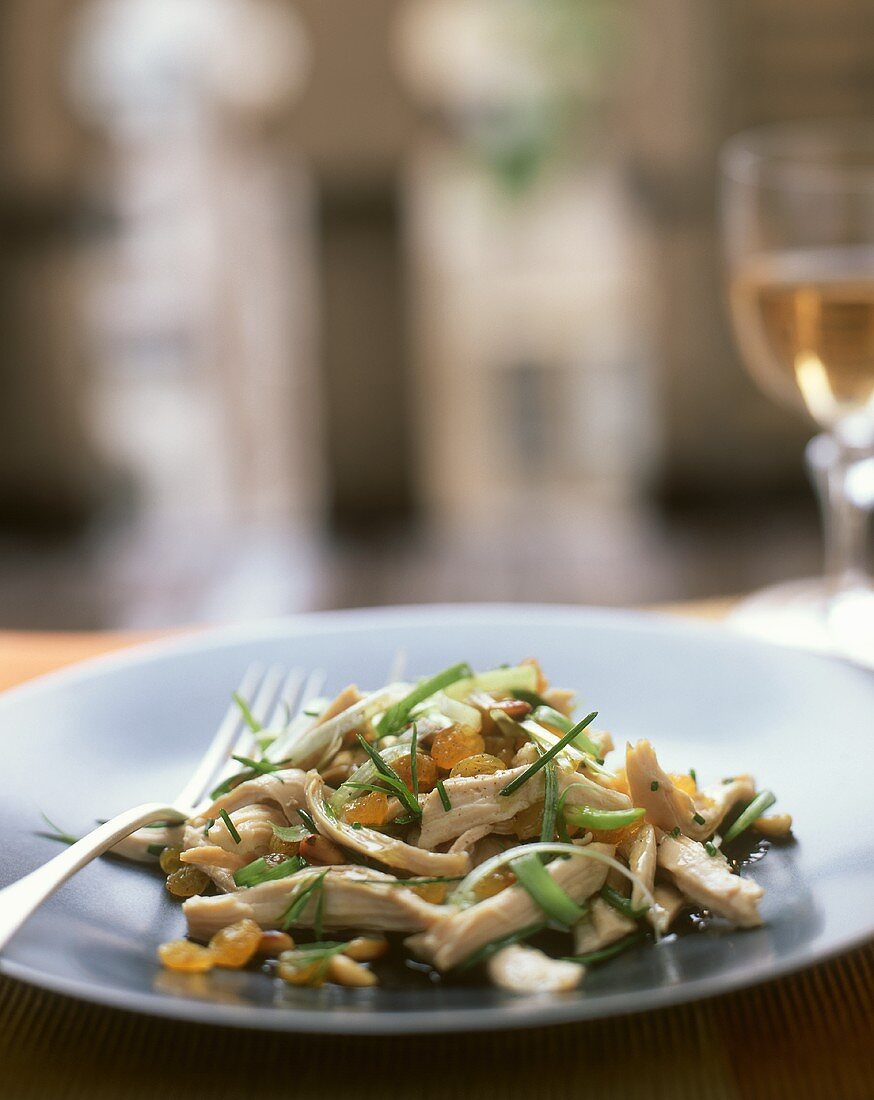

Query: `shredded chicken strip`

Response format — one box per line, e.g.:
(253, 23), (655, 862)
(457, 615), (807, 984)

(626, 741), (755, 840)
(621, 822), (657, 911)
(194, 769), (308, 826)
(407, 843), (614, 971)
(184, 865), (444, 941)
(573, 896), (636, 955)
(305, 772), (471, 877)
(488, 945), (584, 992)
(418, 766), (630, 850)
(656, 831), (763, 927)
(647, 882), (687, 933)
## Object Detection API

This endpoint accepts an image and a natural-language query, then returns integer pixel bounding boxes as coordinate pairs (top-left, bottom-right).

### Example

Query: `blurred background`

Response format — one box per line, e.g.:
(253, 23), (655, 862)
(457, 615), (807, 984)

(0, 0), (870, 629)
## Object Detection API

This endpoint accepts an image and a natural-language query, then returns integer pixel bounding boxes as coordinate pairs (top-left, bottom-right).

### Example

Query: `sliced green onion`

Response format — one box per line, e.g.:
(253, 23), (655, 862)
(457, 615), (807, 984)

(218, 808), (241, 844)
(522, 718), (615, 780)
(450, 842), (658, 940)
(377, 662), (473, 736)
(455, 922), (547, 972)
(511, 852), (587, 926)
(234, 855), (305, 888)
(562, 930), (647, 967)
(723, 789), (776, 843)
(689, 768), (697, 785)
(37, 813), (79, 846)
(510, 688), (551, 709)
(289, 940), (349, 955)
(233, 691), (263, 733)
(355, 735), (422, 818)
(209, 769), (252, 800)
(540, 756), (558, 846)
(410, 722), (419, 798)
(531, 706), (601, 758)
(558, 796), (645, 832)
(445, 664), (538, 702)
(600, 883), (649, 920)
(436, 779), (452, 812)
(230, 755), (284, 777)
(330, 742), (410, 813)
(704, 841), (718, 857)
(147, 843), (165, 857)
(280, 869), (329, 930)
(650, 781), (660, 792)
(314, 877), (326, 940)
(297, 808), (319, 835)
(692, 812), (706, 826)
(359, 875), (463, 887)
(270, 821), (309, 844)
(499, 713), (598, 797)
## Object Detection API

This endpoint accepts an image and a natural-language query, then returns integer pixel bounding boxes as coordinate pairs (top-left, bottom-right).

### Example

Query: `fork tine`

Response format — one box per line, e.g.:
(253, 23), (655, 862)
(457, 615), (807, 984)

(300, 668), (326, 710)
(265, 667), (305, 731)
(230, 665), (286, 761)
(175, 663), (263, 810)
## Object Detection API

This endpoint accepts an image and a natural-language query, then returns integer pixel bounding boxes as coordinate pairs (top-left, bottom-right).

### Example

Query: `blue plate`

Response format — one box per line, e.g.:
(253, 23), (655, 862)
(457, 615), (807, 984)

(0, 605), (871, 1033)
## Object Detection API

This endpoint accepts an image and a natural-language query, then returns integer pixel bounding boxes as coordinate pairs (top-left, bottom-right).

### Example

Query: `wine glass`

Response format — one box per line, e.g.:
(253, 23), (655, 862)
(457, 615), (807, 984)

(720, 121), (874, 666)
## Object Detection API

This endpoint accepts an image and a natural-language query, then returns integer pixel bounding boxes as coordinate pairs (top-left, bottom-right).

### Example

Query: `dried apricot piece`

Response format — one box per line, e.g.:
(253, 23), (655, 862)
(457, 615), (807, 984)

(165, 865), (210, 898)
(208, 918), (262, 968)
(449, 753), (506, 779)
(158, 940), (214, 973)
(430, 726), (485, 770)
(344, 790), (392, 827)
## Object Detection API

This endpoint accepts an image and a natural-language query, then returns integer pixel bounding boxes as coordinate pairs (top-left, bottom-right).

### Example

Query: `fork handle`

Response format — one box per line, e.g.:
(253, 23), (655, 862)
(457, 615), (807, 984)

(0, 802), (185, 953)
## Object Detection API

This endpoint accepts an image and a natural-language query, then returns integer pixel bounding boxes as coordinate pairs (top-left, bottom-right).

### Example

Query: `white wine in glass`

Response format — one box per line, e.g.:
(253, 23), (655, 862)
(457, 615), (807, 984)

(730, 246), (874, 430)
(721, 124), (874, 665)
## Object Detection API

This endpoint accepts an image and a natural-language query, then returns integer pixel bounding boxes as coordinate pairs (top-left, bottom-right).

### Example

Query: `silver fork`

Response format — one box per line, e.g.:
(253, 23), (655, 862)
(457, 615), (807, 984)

(0, 663), (322, 952)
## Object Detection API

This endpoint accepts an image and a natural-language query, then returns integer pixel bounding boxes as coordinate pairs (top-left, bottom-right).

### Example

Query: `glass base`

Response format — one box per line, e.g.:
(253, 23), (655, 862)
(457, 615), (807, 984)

(728, 578), (874, 669)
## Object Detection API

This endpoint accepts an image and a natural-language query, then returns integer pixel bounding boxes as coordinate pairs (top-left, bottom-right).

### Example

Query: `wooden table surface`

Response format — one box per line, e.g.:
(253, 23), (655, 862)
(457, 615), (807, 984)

(0, 612), (871, 1100)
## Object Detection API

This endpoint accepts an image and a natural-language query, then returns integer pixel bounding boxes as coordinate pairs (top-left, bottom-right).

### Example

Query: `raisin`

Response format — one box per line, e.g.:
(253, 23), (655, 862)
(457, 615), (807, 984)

(165, 865), (210, 898)
(449, 753), (506, 779)
(512, 800), (545, 840)
(410, 882), (449, 903)
(158, 845), (183, 874)
(474, 868), (516, 899)
(483, 734), (516, 765)
(158, 940), (214, 973)
(208, 919), (263, 968)
(391, 752), (438, 793)
(269, 836), (300, 857)
(430, 726), (485, 770)
(344, 791), (391, 827)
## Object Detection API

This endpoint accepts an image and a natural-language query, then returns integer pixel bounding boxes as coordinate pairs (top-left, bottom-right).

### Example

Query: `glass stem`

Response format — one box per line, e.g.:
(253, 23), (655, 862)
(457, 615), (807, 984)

(806, 434), (874, 595)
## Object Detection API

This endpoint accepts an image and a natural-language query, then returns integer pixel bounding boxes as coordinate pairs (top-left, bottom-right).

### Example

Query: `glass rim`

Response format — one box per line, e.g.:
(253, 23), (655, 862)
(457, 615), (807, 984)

(721, 119), (874, 191)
